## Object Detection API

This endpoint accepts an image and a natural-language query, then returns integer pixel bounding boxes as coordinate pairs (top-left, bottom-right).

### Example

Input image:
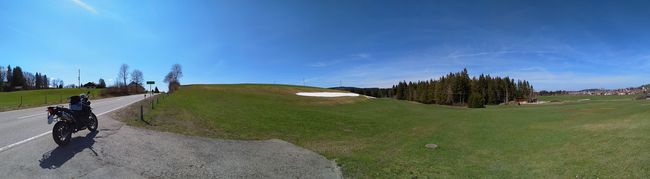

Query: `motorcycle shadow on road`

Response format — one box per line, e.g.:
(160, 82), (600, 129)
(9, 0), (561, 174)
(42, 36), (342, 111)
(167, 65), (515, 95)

(39, 131), (99, 169)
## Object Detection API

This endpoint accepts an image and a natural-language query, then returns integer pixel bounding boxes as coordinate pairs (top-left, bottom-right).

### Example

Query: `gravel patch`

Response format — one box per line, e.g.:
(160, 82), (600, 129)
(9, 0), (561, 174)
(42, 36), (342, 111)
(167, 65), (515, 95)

(0, 115), (342, 179)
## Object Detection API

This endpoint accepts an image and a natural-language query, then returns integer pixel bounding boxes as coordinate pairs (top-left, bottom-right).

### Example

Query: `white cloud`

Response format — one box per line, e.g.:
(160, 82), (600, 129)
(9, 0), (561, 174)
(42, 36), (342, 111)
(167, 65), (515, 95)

(71, 0), (97, 14)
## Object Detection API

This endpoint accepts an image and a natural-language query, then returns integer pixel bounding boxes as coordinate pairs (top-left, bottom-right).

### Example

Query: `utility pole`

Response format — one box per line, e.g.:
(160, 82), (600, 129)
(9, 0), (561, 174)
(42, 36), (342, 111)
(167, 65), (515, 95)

(78, 69), (81, 88)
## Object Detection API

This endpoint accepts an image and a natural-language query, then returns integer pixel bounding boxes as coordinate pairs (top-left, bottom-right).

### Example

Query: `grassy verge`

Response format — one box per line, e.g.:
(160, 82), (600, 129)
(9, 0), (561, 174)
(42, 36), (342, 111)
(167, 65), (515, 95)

(0, 88), (103, 112)
(123, 84), (650, 178)
(112, 93), (164, 126)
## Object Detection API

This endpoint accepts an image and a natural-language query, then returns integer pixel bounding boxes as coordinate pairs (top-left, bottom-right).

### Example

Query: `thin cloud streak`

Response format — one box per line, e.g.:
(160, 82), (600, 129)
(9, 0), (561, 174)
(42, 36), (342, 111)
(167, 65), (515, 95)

(447, 50), (555, 58)
(308, 53), (373, 67)
(71, 0), (97, 14)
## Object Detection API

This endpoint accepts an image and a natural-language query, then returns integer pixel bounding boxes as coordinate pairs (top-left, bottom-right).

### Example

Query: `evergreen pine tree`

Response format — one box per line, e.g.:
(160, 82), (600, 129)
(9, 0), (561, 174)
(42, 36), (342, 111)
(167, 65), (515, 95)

(43, 74), (48, 88)
(11, 66), (25, 90)
(35, 73), (41, 89)
(6, 65), (12, 91)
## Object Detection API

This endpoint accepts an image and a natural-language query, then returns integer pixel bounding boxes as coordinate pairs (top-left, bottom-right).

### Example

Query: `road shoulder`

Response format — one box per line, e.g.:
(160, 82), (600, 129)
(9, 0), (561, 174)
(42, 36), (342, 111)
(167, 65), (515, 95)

(0, 112), (342, 178)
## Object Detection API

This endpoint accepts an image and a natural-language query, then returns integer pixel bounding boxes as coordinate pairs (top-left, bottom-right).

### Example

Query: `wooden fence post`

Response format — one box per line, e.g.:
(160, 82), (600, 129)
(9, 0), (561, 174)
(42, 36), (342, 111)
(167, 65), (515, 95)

(140, 105), (144, 121)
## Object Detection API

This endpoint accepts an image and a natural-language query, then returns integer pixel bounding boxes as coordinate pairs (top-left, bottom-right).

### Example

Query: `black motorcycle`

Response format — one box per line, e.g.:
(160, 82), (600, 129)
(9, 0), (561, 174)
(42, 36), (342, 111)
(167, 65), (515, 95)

(46, 92), (98, 146)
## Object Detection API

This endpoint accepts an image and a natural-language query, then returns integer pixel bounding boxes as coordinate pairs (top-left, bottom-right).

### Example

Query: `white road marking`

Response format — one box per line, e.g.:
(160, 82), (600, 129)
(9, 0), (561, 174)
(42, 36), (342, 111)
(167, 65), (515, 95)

(17, 113), (46, 119)
(96, 97), (144, 116)
(0, 95), (149, 153)
(0, 131), (51, 152)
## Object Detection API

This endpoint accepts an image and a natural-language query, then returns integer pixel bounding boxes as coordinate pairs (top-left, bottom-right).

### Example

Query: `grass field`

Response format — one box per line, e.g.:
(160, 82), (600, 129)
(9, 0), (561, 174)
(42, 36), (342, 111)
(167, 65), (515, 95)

(0, 88), (102, 111)
(127, 84), (650, 178)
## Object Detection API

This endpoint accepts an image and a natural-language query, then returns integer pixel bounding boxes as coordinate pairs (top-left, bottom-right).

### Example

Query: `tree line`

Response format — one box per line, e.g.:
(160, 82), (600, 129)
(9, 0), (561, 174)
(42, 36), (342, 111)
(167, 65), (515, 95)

(0, 65), (57, 92)
(98, 63), (181, 96)
(337, 68), (535, 108)
(538, 90), (569, 96)
(1, 63), (182, 94)
(100, 64), (147, 96)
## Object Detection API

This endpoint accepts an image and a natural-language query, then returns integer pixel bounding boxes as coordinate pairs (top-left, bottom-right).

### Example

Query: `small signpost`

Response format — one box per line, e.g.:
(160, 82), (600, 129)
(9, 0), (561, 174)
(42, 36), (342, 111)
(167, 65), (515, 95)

(16, 86), (23, 107)
(146, 81), (155, 95)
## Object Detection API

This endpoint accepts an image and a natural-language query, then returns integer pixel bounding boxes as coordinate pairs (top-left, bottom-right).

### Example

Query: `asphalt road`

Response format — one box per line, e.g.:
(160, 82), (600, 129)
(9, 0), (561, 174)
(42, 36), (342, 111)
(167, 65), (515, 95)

(0, 94), (342, 178)
(0, 94), (148, 153)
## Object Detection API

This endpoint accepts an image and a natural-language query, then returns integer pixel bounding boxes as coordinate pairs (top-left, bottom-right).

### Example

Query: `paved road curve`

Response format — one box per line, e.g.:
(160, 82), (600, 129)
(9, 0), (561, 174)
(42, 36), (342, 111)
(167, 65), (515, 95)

(0, 94), (149, 153)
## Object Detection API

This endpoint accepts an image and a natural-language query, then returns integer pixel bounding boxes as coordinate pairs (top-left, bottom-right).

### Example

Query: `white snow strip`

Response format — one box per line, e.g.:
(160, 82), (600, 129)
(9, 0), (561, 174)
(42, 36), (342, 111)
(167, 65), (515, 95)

(18, 113), (46, 119)
(296, 92), (360, 97)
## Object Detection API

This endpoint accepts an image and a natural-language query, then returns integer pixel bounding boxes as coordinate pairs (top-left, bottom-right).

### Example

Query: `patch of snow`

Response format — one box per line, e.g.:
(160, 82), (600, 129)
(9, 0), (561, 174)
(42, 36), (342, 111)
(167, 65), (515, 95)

(296, 92), (360, 97)
(425, 144), (438, 150)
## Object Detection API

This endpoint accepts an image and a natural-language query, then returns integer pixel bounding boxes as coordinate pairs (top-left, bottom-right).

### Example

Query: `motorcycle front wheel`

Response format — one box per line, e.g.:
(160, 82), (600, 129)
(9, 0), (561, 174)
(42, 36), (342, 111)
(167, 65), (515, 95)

(52, 121), (72, 146)
(87, 113), (98, 132)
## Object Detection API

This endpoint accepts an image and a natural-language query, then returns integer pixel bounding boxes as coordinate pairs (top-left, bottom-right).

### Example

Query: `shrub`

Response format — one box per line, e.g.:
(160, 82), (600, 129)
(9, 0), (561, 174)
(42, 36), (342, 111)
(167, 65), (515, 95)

(168, 81), (180, 93)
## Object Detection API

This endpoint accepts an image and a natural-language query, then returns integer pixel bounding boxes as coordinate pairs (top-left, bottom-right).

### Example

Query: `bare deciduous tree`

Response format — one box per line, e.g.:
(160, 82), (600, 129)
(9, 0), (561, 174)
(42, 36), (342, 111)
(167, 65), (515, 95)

(131, 69), (144, 86)
(0, 66), (5, 91)
(51, 79), (64, 88)
(117, 64), (129, 87)
(164, 64), (183, 93)
(163, 64), (183, 83)
(23, 72), (34, 89)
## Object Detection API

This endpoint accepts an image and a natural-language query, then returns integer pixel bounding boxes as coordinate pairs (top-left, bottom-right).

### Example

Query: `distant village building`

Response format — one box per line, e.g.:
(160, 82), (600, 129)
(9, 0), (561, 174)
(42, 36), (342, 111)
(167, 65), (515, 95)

(83, 82), (97, 89)
(564, 86), (646, 96)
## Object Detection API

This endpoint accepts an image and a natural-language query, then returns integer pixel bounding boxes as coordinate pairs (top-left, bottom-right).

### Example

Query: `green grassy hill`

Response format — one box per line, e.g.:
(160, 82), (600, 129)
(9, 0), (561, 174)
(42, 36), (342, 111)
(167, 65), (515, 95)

(131, 84), (650, 178)
(0, 88), (102, 111)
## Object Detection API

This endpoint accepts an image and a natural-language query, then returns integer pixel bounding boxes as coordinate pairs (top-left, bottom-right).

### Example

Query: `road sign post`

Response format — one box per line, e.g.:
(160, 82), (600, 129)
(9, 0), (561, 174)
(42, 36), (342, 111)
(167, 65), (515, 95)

(146, 81), (155, 95)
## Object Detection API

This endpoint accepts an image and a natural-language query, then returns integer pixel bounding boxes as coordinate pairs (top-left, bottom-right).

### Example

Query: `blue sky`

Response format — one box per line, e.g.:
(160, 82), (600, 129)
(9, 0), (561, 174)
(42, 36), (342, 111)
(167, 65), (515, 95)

(1, 0), (650, 91)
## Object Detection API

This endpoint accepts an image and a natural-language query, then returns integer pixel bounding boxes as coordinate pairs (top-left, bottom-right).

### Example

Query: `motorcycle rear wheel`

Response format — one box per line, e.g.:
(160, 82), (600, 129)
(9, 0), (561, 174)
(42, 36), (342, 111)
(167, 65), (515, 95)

(87, 113), (98, 132)
(53, 121), (72, 146)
